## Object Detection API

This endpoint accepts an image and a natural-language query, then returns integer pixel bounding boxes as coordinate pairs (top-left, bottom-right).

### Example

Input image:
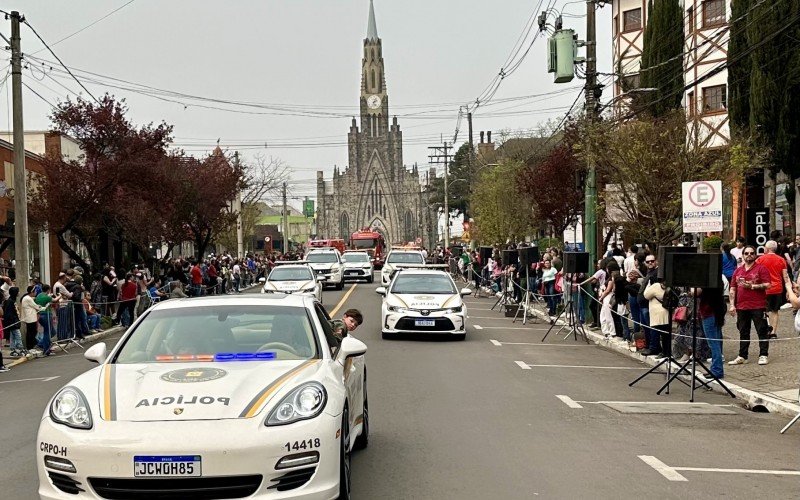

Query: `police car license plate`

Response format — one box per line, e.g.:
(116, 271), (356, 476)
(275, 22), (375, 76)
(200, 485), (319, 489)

(415, 320), (435, 327)
(134, 456), (201, 477)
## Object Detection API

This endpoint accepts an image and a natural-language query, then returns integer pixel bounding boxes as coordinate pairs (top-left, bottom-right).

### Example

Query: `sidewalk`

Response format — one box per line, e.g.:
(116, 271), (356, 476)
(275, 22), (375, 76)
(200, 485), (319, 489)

(2, 326), (126, 368)
(480, 284), (800, 418)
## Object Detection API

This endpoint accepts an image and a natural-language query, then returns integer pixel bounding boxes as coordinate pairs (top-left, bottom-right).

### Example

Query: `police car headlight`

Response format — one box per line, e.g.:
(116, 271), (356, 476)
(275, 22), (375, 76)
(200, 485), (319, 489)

(387, 305), (409, 313)
(266, 382), (327, 426)
(301, 286), (316, 293)
(50, 387), (93, 429)
(445, 305), (463, 314)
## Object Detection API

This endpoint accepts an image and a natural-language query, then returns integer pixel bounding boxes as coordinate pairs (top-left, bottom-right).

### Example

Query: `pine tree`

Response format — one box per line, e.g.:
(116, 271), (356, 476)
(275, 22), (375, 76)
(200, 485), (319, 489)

(727, 0), (751, 138)
(638, 0), (684, 117)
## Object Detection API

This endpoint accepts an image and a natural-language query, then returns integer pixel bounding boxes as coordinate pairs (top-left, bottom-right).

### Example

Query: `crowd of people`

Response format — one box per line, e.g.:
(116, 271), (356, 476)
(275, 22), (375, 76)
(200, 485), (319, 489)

(448, 233), (800, 381)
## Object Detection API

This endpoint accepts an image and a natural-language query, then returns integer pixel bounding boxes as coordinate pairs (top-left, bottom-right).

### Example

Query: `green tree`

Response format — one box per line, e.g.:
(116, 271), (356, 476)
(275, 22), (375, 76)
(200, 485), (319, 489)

(728, 0), (751, 137)
(470, 160), (533, 244)
(638, 0), (684, 117)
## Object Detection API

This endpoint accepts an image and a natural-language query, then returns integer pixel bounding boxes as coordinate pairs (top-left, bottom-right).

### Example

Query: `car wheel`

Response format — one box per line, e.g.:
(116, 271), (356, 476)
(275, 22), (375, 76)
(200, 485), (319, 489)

(367, 275), (374, 283)
(453, 333), (466, 341)
(353, 373), (369, 450)
(338, 405), (352, 500)
(335, 281), (344, 291)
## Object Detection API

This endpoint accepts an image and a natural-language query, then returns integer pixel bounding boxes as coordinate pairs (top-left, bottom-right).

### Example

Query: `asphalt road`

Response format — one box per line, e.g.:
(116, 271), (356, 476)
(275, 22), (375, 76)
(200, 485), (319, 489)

(2, 277), (798, 499)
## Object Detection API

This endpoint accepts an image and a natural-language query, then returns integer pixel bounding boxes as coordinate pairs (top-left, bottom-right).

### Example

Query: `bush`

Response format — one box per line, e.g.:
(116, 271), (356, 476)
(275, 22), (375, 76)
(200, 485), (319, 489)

(703, 235), (724, 252)
(537, 237), (563, 250)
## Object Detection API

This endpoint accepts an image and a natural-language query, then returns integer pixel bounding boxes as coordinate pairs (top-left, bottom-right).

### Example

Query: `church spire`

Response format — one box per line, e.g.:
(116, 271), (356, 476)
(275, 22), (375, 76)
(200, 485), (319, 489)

(367, 0), (379, 41)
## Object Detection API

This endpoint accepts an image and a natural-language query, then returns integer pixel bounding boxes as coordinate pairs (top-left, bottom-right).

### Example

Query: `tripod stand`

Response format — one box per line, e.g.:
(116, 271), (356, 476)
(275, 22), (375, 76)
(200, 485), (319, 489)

(513, 267), (537, 324)
(491, 272), (514, 311)
(541, 277), (588, 342)
(656, 288), (735, 401)
(780, 390), (799, 434)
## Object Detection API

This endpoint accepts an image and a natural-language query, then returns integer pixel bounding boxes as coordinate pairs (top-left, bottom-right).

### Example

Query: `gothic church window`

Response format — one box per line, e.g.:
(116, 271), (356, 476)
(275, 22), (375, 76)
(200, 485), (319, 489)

(339, 212), (350, 239)
(404, 210), (414, 241)
(371, 69), (376, 90)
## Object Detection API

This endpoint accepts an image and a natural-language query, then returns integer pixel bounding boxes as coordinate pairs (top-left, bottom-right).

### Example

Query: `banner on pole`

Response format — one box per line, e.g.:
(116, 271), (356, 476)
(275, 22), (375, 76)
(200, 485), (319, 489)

(746, 208), (770, 255)
(682, 181), (723, 233)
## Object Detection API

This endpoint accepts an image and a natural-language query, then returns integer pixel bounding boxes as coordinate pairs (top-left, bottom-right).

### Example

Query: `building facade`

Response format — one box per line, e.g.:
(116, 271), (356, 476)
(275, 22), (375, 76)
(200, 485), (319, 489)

(316, 1), (432, 246)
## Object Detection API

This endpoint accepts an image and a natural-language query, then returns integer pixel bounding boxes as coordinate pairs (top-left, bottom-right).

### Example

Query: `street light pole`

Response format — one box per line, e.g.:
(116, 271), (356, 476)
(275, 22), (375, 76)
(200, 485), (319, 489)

(584, 0), (600, 266)
(10, 11), (30, 293)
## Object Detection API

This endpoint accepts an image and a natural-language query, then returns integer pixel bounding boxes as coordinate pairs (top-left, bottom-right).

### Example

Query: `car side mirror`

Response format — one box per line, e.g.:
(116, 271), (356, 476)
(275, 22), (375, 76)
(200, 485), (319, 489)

(460, 288), (472, 297)
(259, 277), (266, 283)
(84, 342), (108, 364)
(337, 336), (367, 362)
(375, 287), (386, 296)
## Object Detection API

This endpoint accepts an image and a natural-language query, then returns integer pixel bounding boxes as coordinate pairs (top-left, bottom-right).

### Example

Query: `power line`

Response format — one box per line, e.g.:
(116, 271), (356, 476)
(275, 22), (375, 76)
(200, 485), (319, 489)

(30, 0), (136, 55)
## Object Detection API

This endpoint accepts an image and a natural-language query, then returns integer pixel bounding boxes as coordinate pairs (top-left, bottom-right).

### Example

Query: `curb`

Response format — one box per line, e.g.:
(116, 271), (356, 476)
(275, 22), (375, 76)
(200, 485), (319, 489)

(6, 326), (126, 369)
(519, 304), (800, 418)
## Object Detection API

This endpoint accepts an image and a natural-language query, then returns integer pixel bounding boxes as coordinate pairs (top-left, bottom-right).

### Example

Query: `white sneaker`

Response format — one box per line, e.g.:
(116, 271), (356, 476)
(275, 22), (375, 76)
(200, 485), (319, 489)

(758, 356), (768, 365)
(676, 354), (691, 364)
(728, 356), (747, 365)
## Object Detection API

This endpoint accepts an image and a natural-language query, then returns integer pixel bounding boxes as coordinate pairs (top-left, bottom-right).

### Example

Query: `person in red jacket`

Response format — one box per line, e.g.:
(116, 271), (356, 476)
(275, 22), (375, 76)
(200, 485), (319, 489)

(119, 273), (138, 327)
(755, 240), (786, 339)
(190, 260), (204, 297)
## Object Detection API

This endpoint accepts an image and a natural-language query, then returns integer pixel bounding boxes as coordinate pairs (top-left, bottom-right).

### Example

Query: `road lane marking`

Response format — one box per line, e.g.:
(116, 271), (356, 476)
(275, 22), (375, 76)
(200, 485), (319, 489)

(329, 284), (358, 317)
(491, 340), (593, 347)
(514, 361), (531, 370)
(490, 339), (502, 346)
(0, 376), (60, 384)
(519, 363), (646, 370)
(556, 395), (583, 408)
(639, 456), (689, 482)
(473, 325), (483, 330)
(475, 326), (540, 330)
(639, 455), (800, 481)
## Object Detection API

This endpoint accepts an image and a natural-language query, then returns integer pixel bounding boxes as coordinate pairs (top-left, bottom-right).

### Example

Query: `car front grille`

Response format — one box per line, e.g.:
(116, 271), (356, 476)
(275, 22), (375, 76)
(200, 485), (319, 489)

(267, 467), (316, 491)
(49, 471), (85, 495)
(395, 317), (456, 331)
(88, 475), (262, 499)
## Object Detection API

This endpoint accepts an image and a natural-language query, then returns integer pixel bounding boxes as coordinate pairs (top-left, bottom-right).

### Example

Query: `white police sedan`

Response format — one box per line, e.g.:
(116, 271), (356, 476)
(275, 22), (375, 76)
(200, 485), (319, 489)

(377, 269), (471, 340)
(37, 295), (368, 499)
(261, 263), (324, 303)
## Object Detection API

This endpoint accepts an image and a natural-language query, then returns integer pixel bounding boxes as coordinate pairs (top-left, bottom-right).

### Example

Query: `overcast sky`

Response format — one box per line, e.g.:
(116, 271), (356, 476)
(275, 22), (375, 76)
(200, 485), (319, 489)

(0, 0), (611, 205)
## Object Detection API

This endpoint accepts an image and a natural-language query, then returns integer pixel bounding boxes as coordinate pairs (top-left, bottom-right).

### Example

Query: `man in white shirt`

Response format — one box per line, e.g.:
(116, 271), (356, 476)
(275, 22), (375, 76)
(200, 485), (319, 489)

(730, 236), (745, 267)
(232, 261), (242, 293)
(623, 245), (638, 275)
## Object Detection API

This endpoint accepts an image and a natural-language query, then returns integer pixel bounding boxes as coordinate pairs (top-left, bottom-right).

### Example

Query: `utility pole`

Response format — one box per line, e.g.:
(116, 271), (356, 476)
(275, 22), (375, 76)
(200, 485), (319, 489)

(282, 182), (289, 254)
(428, 142), (451, 247)
(10, 11), (29, 293)
(584, 0), (600, 268)
(234, 151), (244, 258)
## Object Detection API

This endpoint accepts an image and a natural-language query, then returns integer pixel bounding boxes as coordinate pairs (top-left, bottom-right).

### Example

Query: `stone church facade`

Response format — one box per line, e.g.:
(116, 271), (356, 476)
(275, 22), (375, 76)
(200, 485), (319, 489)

(316, 1), (433, 246)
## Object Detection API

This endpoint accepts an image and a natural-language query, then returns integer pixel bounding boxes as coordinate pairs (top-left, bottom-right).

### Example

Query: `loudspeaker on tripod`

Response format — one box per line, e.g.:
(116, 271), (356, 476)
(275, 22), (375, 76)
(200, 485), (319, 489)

(501, 250), (519, 267)
(657, 246), (697, 281)
(563, 252), (590, 273)
(479, 247), (493, 265)
(666, 253), (722, 288)
(518, 246), (540, 267)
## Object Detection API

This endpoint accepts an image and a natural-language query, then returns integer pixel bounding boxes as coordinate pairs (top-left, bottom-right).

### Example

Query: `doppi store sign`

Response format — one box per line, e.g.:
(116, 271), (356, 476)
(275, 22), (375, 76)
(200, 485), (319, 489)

(682, 181), (723, 233)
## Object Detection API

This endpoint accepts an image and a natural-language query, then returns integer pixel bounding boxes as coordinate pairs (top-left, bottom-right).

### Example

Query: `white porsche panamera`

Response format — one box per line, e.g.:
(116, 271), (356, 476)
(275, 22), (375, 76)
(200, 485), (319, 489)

(377, 269), (472, 340)
(37, 295), (368, 500)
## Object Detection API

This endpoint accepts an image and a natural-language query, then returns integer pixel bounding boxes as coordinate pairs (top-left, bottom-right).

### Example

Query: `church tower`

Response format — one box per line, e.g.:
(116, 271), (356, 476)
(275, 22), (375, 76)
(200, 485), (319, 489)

(317, 1), (431, 247)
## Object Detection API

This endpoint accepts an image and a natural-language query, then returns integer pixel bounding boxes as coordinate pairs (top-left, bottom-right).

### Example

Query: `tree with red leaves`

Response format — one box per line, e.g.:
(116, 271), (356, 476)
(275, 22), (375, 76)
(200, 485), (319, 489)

(517, 144), (584, 237)
(29, 95), (173, 273)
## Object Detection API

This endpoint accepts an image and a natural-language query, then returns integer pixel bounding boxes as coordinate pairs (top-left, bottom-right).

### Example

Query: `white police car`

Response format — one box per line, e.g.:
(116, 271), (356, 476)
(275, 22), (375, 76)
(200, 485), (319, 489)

(306, 249), (345, 290)
(380, 249), (426, 285)
(261, 262), (324, 303)
(377, 269), (471, 340)
(342, 251), (374, 283)
(36, 295), (368, 499)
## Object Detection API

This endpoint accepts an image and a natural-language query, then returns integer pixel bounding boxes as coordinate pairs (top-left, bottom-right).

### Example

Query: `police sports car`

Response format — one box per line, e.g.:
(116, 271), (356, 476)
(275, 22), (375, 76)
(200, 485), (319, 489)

(377, 269), (472, 340)
(37, 295), (368, 499)
(379, 249), (426, 285)
(261, 262), (324, 303)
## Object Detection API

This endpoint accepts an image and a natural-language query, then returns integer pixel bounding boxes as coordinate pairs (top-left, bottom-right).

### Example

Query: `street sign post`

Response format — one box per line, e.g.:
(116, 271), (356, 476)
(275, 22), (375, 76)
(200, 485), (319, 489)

(682, 181), (722, 233)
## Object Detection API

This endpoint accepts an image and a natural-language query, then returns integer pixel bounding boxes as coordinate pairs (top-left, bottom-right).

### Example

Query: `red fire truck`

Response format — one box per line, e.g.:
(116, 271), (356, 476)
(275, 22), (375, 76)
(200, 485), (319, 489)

(350, 229), (386, 269)
(308, 239), (346, 254)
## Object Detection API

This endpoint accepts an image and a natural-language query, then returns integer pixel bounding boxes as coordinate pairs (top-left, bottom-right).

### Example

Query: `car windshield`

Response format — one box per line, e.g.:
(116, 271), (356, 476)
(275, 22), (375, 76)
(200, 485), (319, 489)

(114, 305), (318, 363)
(343, 253), (369, 263)
(387, 252), (424, 264)
(269, 267), (313, 281)
(307, 253), (338, 263)
(391, 274), (456, 294)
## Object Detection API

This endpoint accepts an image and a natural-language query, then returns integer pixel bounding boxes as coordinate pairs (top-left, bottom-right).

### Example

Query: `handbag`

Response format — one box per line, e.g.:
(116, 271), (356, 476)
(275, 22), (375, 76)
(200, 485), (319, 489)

(672, 306), (688, 323)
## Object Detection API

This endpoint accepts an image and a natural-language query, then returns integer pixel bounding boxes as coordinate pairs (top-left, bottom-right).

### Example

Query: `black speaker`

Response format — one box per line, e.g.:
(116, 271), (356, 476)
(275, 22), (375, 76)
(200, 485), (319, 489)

(563, 252), (590, 273)
(518, 246), (540, 267)
(479, 247), (493, 265)
(501, 250), (519, 267)
(657, 246), (697, 280)
(666, 253), (722, 288)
